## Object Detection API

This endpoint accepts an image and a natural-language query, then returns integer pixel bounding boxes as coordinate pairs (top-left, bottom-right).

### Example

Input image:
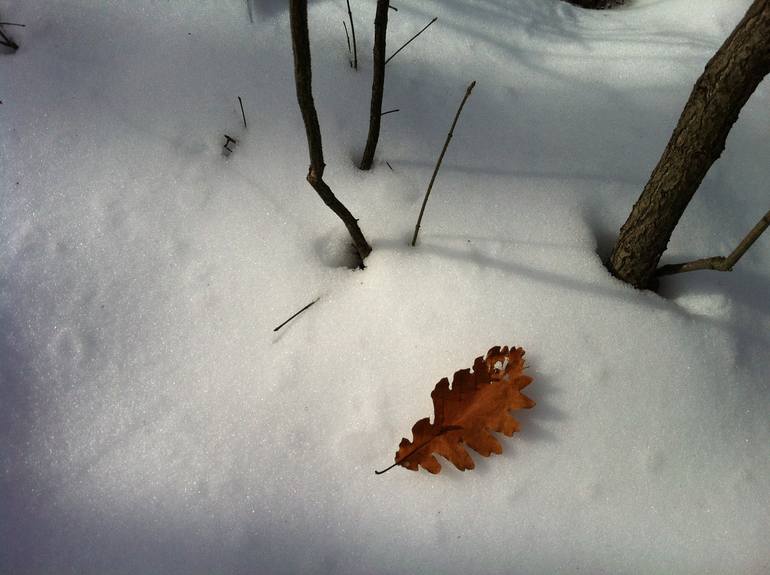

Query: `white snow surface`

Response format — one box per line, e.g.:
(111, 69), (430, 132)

(1, 0), (769, 573)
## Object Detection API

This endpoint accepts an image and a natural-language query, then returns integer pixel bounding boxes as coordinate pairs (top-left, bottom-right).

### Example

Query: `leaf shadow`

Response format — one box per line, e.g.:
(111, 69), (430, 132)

(515, 369), (565, 444)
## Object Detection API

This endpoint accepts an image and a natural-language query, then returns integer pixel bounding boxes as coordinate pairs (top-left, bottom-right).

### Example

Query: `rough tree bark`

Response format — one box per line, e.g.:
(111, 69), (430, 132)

(289, 0), (372, 264)
(609, 0), (770, 289)
(359, 0), (389, 171)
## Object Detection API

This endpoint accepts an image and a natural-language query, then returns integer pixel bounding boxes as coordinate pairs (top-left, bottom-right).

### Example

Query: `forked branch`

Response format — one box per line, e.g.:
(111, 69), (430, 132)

(290, 0), (372, 264)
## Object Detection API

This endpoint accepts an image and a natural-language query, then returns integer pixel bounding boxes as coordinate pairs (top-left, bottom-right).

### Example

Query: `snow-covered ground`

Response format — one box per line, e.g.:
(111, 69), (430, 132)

(1, 0), (768, 573)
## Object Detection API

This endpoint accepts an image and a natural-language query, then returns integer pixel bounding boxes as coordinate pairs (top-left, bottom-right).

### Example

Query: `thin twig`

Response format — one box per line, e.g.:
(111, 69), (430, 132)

(0, 21), (20, 51)
(388, 5), (398, 11)
(386, 161), (394, 171)
(273, 298), (320, 332)
(0, 36), (16, 50)
(343, 21), (352, 66)
(223, 134), (237, 156)
(346, 0), (357, 70)
(238, 96), (247, 129)
(412, 81), (476, 247)
(385, 16), (437, 65)
(380, 108), (399, 116)
(656, 208), (770, 277)
(0, 22), (26, 27)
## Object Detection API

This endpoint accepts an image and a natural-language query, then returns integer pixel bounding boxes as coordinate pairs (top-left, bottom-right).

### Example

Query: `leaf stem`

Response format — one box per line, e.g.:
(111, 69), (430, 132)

(375, 436), (434, 475)
(374, 426), (461, 475)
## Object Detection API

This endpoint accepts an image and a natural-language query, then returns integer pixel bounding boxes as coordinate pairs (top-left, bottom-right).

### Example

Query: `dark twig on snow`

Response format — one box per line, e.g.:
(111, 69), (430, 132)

(238, 96), (247, 129)
(343, 21), (353, 66)
(385, 16), (437, 65)
(412, 81), (476, 247)
(346, 0), (358, 70)
(380, 108), (399, 116)
(223, 134), (237, 155)
(0, 20), (23, 51)
(273, 298), (320, 332)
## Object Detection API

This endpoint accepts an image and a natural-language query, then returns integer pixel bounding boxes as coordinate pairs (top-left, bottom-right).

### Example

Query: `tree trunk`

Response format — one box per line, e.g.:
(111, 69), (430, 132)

(609, 0), (770, 289)
(359, 0), (389, 171)
(289, 0), (372, 265)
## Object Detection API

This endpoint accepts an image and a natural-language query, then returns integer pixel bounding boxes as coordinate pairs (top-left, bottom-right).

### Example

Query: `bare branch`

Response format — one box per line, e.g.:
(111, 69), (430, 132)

(346, 0), (358, 70)
(656, 208), (770, 276)
(412, 81), (476, 247)
(385, 16), (437, 65)
(290, 0), (372, 264)
(359, 0), (390, 170)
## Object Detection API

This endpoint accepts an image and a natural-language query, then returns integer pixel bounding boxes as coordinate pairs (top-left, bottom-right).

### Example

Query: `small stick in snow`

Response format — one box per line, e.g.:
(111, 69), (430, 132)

(385, 16), (437, 65)
(656, 208), (770, 277)
(223, 134), (237, 156)
(273, 298), (320, 332)
(245, 0), (254, 23)
(238, 96), (247, 129)
(0, 20), (23, 51)
(380, 108), (399, 117)
(343, 21), (353, 67)
(388, 5), (398, 11)
(386, 161), (394, 171)
(346, 0), (358, 70)
(412, 81), (476, 247)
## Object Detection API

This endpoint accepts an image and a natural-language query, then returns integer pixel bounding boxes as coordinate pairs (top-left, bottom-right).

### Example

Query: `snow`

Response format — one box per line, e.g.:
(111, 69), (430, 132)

(1, 0), (768, 573)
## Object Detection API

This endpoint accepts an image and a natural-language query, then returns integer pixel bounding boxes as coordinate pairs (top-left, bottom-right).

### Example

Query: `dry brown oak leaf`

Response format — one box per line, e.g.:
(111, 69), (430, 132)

(389, 346), (534, 474)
